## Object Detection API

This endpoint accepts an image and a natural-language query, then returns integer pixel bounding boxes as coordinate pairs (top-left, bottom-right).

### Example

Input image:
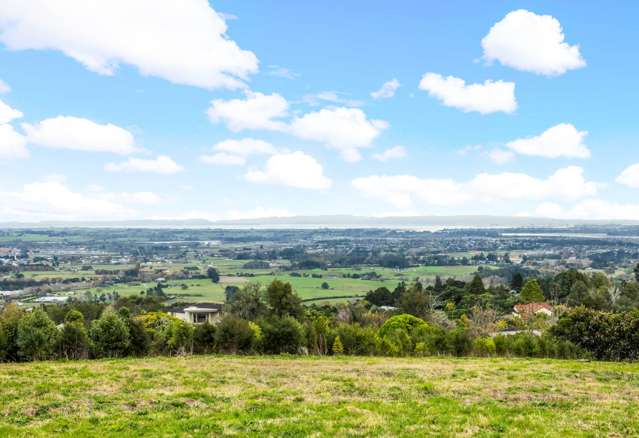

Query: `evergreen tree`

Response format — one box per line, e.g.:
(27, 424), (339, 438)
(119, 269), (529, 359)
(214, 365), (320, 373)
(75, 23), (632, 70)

(207, 267), (220, 283)
(510, 273), (524, 291)
(17, 309), (59, 361)
(266, 280), (303, 319)
(467, 274), (486, 295)
(520, 279), (545, 303)
(332, 335), (344, 355)
(90, 310), (130, 358)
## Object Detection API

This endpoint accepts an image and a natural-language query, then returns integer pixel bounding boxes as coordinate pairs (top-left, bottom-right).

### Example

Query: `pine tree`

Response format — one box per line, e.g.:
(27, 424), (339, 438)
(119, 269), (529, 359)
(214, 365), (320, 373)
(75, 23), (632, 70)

(520, 279), (545, 303)
(332, 336), (344, 355)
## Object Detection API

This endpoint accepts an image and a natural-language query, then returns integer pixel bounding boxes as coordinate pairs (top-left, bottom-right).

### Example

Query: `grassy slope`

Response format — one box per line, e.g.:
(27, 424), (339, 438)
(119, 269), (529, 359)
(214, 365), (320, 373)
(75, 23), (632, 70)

(1, 356), (638, 437)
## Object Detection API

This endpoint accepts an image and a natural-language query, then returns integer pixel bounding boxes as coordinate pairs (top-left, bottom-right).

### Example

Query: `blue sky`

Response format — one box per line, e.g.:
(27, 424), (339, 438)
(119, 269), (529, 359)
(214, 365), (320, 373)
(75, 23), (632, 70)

(1, 0), (639, 221)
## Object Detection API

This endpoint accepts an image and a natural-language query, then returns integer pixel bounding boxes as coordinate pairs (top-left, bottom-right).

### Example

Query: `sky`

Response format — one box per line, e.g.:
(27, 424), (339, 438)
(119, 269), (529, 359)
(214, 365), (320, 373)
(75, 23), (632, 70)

(1, 0), (639, 222)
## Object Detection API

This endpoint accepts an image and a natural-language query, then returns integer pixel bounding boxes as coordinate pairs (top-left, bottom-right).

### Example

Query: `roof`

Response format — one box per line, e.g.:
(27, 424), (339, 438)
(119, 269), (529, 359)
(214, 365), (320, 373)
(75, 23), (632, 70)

(168, 303), (223, 313)
(513, 303), (552, 314)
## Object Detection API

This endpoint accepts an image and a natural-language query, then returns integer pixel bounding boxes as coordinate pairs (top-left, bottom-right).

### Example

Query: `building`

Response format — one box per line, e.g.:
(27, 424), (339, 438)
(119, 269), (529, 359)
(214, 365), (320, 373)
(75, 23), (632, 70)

(168, 303), (223, 324)
(513, 303), (553, 318)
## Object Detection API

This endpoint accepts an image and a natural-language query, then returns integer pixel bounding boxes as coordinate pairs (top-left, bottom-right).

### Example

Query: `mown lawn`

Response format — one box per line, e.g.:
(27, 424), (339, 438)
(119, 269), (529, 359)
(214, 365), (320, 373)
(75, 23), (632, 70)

(1, 355), (638, 437)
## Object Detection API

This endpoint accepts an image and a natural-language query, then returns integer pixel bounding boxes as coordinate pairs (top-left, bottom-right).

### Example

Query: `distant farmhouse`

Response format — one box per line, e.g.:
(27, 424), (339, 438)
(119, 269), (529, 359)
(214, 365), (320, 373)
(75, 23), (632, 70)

(168, 303), (223, 324)
(513, 303), (553, 318)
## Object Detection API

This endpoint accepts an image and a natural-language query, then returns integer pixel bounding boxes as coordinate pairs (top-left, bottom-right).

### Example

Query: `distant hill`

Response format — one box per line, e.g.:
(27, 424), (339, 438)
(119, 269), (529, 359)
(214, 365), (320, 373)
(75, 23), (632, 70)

(2, 215), (639, 229)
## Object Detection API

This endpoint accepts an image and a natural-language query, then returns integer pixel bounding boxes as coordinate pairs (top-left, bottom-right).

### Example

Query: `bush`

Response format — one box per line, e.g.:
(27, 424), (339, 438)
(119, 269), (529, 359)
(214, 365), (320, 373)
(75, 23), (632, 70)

(167, 319), (194, 355)
(216, 315), (255, 354)
(259, 316), (306, 354)
(332, 336), (344, 355)
(126, 317), (151, 357)
(193, 322), (217, 354)
(472, 337), (496, 357)
(446, 327), (472, 356)
(17, 309), (59, 361)
(90, 310), (130, 358)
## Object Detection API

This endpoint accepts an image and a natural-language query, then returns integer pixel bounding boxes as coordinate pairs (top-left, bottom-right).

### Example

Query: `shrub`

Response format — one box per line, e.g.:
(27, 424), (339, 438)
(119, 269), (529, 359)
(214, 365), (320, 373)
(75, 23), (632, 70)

(58, 311), (90, 360)
(167, 319), (194, 355)
(332, 336), (344, 355)
(472, 337), (496, 357)
(259, 316), (306, 354)
(216, 315), (255, 354)
(17, 309), (59, 361)
(193, 322), (217, 354)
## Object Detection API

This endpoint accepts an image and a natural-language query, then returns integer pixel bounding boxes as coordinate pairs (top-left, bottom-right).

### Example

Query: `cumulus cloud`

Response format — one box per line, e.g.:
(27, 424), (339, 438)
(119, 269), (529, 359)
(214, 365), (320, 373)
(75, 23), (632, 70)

(371, 79), (400, 99)
(0, 124), (28, 159)
(0, 79), (11, 94)
(105, 155), (183, 174)
(0, 178), (161, 221)
(482, 9), (586, 76)
(200, 138), (277, 166)
(352, 166), (597, 209)
(208, 91), (289, 132)
(289, 107), (388, 162)
(0, 99), (23, 124)
(245, 151), (332, 189)
(616, 163), (639, 189)
(506, 123), (590, 158)
(23, 116), (140, 154)
(373, 146), (406, 162)
(300, 91), (363, 108)
(0, 0), (258, 89)
(419, 73), (517, 114)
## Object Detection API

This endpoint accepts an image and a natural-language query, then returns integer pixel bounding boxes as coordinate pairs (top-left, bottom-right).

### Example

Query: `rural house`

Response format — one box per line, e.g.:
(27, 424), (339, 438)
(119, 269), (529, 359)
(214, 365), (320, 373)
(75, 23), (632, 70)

(168, 303), (223, 324)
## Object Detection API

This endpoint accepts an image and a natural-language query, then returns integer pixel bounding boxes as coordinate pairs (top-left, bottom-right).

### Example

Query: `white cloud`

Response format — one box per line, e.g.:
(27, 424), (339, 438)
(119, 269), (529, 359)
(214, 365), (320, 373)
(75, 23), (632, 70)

(245, 151), (332, 189)
(0, 79), (10, 94)
(0, 99), (23, 124)
(200, 152), (247, 166)
(0, 0), (258, 89)
(23, 116), (140, 154)
(200, 138), (277, 166)
(506, 123), (590, 158)
(105, 155), (183, 174)
(0, 179), (163, 221)
(208, 91), (289, 132)
(300, 91), (363, 108)
(373, 146), (406, 162)
(487, 148), (516, 164)
(289, 107), (388, 161)
(419, 73), (517, 114)
(482, 9), (586, 76)
(0, 124), (28, 159)
(371, 79), (400, 99)
(533, 200), (639, 221)
(352, 166), (597, 209)
(267, 65), (298, 80)
(222, 207), (292, 220)
(616, 163), (639, 189)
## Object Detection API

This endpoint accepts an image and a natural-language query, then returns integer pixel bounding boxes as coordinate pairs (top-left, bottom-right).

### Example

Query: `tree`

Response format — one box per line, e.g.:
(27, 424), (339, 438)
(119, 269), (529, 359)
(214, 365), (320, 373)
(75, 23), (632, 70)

(434, 276), (443, 293)
(520, 279), (545, 303)
(207, 267), (220, 284)
(398, 283), (431, 318)
(90, 310), (130, 358)
(635, 263), (639, 283)
(58, 310), (90, 359)
(17, 309), (59, 361)
(332, 336), (344, 355)
(0, 303), (24, 362)
(226, 283), (267, 321)
(567, 280), (589, 307)
(467, 274), (485, 295)
(224, 285), (240, 303)
(365, 287), (394, 307)
(321, 282), (330, 290)
(266, 280), (303, 319)
(125, 317), (150, 357)
(510, 273), (524, 291)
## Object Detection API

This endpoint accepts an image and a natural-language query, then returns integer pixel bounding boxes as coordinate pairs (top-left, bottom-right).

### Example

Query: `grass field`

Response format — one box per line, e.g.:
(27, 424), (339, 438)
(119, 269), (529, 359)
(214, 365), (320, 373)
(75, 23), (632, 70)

(0, 356), (638, 437)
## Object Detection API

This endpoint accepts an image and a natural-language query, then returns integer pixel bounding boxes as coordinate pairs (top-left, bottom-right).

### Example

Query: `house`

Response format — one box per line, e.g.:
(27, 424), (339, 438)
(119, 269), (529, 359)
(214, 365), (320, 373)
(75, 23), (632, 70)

(168, 303), (223, 324)
(513, 303), (553, 318)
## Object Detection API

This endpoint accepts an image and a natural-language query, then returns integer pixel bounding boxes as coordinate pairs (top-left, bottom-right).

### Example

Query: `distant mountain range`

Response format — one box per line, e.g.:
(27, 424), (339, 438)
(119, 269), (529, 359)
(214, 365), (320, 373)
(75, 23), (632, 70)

(2, 215), (639, 229)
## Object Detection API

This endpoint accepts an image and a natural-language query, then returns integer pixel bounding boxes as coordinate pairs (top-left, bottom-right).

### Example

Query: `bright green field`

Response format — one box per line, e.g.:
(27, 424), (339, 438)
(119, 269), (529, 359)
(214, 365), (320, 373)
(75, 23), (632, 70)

(1, 355), (638, 437)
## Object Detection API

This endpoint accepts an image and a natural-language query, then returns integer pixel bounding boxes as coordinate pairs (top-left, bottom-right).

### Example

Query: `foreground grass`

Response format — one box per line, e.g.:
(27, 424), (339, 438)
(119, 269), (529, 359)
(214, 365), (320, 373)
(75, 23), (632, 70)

(1, 356), (639, 437)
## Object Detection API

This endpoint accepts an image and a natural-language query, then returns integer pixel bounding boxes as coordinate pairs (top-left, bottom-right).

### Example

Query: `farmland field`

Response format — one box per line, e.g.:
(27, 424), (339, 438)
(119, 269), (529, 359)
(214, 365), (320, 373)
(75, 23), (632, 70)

(0, 355), (638, 437)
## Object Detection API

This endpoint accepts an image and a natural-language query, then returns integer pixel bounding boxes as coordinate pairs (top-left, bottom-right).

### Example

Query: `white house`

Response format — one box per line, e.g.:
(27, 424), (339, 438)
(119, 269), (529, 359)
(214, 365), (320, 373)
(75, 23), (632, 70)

(168, 303), (222, 324)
